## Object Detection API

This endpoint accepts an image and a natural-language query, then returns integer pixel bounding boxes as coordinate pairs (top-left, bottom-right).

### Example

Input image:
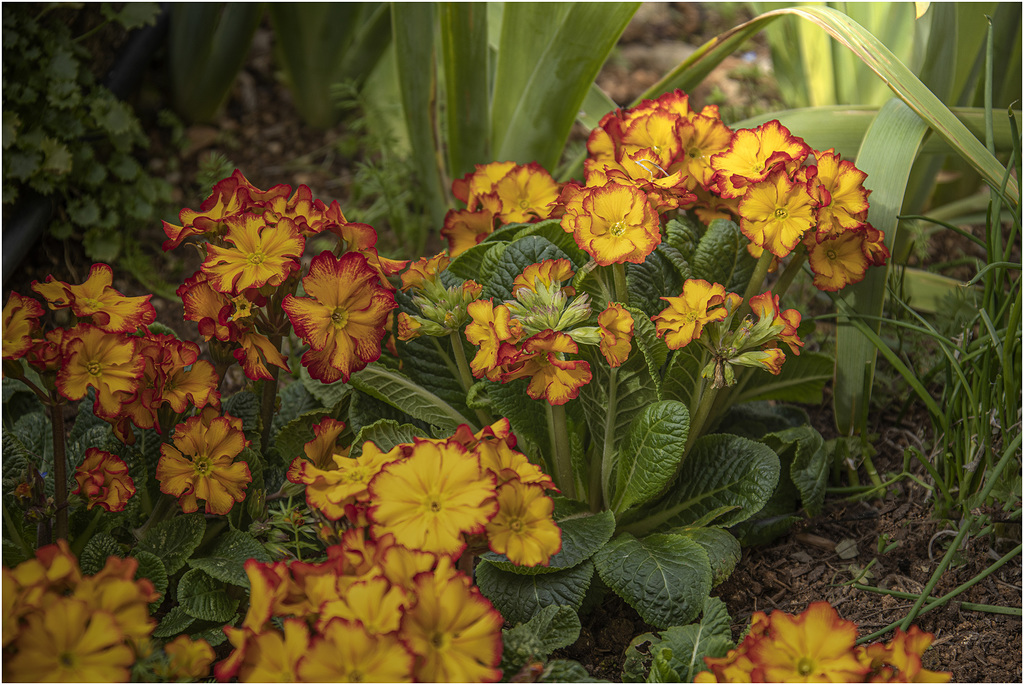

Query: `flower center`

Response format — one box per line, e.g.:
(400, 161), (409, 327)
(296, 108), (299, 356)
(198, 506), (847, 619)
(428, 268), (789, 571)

(797, 657), (816, 676)
(773, 207), (789, 221)
(519, 198), (530, 209)
(826, 249), (838, 260)
(509, 518), (524, 533)
(609, 220), (627, 237)
(331, 307), (349, 328)
(58, 652), (74, 668)
(86, 361), (102, 376)
(688, 147), (702, 158)
(192, 454), (212, 477)
(431, 633), (446, 649)
(428, 498), (442, 513)
(247, 251), (266, 265)
(78, 297), (103, 311)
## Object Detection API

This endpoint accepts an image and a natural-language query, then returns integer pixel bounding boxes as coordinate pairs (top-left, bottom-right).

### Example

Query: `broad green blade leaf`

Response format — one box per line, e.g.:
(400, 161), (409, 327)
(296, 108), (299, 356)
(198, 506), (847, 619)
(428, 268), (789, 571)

(672, 527), (741, 587)
(578, 82), (620, 131)
(351, 419), (427, 456)
(798, 3), (836, 107)
(612, 400), (690, 514)
(338, 3), (394, 92)
(440, 3), (490, 178)
(492, 3), (639, 169)
(734, 351), (834, 404)
(476, 557), (594, 626)
(640, 6), (1017, 203)
(136, 512), (206, 575)
(481, 502), (615, 575)
(593, 532), (712, 629)
(348, 363), (475, 432)
(900, 267), (985, 314)
(834, 98), (929, 435)
(392, 3), (450, 231)
(186, 528), (272, 589)
(177, 568), (239, 622)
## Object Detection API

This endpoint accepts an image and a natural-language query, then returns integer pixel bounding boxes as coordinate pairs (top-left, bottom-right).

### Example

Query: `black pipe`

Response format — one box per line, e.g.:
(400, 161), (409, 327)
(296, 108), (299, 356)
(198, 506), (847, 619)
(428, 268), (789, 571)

(2, 3), (171, 289)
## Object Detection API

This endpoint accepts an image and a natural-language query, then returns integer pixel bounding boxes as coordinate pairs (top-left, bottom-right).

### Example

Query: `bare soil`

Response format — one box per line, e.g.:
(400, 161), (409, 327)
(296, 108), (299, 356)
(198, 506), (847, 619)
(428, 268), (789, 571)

(4, 3), (1020, 682)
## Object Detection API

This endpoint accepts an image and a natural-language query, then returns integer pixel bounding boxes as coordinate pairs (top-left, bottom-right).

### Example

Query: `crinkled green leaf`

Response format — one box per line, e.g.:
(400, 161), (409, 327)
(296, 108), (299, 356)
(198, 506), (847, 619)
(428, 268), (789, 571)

(391, 315), (472, 419)
(130, 550), (168, 608)
(539, 660), (596, 683)
(690, 218), (756, 292)
(270, 380), (323, 435)
(448, 240), (510, 281)
(67, 196), (101, 227)
(12, 411), (51, 468)
(623, 596), (733, 682)
(487, 377), (548, 465)
(763, 425), (829, 517)
(612, 401), (689, 514)
(501, 604), (581, 671)
(351, 419), (427, 457)
(136, 512), (206, 575)
(299, 364), (352, 410)
(483, 234), (573, 301)
(349, 363), (473, 433)
(735, 351), (834, 404)
(222, 389), (262, 451)
(482, 501), (615, 575)
(664, 218), (706, 262)
(719, 401), (810, 441)
(671, 526), (741, 587)
(513, 219), (588, 266)
(186, 527), (271, 588)
(39, 137), (72, 174)
(178, 568), (240, 622)
(626, 249), (685, 319)
(80, 533), (125, 576)
(593, 533), (712, 629)
(152, 605), (196, 638)
(269, 409), (331, 465)
(659, 345), (703, 408)
(476, 558), (594, 626)
(629, 306), (669, 398)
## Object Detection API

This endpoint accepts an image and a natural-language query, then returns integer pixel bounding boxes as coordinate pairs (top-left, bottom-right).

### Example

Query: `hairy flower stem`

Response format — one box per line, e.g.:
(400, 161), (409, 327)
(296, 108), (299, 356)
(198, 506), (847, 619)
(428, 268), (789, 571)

(612, 263), (630, 306)
(600, 366), (619, 508)
(259, 334), (284, 452)
(683, 384), (720, 460)
(449, 332), (492, 429)
(547, 403), (575, 500)
(49, 392), (68, 541)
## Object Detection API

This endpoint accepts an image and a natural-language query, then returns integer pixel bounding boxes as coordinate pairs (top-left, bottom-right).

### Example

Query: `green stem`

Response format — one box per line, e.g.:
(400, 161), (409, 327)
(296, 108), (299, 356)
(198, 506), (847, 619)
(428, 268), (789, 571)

(682, 383), (720, 459)
(899, 520), (973, 631)
(851, 584), (1024, 617)
(741, 250), (775, 306)
(134, 493), (177, 541)
(258, 335), (284, 452)
(600, 366), (620, 509)
(856, 543), (1022, 644)
(770, 251), (807, 300)
(449, 331), (493, 428)
(612, 263), (630, 305)
(546, 403), (575, 500)
(70, 508), (105, 557)
(49, 393), (68, 541)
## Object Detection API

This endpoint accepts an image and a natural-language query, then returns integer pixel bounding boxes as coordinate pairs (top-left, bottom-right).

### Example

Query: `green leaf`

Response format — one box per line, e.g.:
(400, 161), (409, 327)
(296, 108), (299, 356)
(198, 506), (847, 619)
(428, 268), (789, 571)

(348, 363), (474, 433)
(626, 249), (686, 319)
(763, 425), (829, 517)
(270, 380), (324, 435)
(130, 550), (168, 608)
(483, 234), (573, 301)
(476, 558), (594, 626)
(299, 364), (352, 410)
(481, 501), (615, 575)
(106, 2), (160, 30)
(448, 240), (509, 281)
(223, 389), (263, 451)
(623, 596), (733, 682)
(593, 533), (712, 629)
(67, 196), (101, 227)
(351, 419), (427, 456)
(136, 512), (206, 575)
(440, 3), (489, 179)
(80, 533), (125, 576)
(539, 660), (595, 683)
(665, 216), (705, 261)
(622, 433), (781, 533)
(502, 605), (582, 667)
(152, 605), (196, 638)
(660, 345), (704, 408)
(690, 218), (756, 292)
(39, 137), (72, 174)
(186, 527), (271, 588)
(270, 409), (331, 465)
(92, 99), (135, 135)
(735, 351), (834, 404)
(177, 568), (240, 622)
(513, 219), (590, 266)
(612, 401), (690, 514)
(487, 378), (549, 465)
(671, 527), (741, 587)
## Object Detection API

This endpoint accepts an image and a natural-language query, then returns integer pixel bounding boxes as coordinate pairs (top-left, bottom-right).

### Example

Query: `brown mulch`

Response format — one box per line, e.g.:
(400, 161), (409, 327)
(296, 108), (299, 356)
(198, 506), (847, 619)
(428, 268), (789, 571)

(4, 3), (1020, 683)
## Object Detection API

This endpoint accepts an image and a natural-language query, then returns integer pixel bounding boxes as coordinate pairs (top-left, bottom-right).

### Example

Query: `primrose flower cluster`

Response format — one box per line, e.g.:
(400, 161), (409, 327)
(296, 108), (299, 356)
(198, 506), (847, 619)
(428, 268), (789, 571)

(696, 601), (951, 683)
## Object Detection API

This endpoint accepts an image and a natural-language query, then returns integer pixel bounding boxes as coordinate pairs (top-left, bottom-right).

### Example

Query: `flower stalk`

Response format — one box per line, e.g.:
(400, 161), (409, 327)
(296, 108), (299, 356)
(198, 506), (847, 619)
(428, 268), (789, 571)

(449, 331), (492, 428)
(546, 402), (575, 500)
(48, 391), (68, 542)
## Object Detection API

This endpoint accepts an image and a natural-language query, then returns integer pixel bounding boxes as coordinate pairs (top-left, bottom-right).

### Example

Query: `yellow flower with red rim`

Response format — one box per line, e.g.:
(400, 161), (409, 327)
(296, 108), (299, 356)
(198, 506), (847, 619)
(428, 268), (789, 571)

(201, 213), (304, 294)
(806, 225), (888, 292)
(711, 119), (811, 198)
(156, 411), (252, 515)
(163, 635), (215, 680)
(32, 263), (156, 333)
(485, 480), (562, 567)
(598, 302), (634, 367)
(653, 279), (732, 350)
(738, 170), (817, 258)
(282, 250), (397, 383)
(561, 181), (661, 265)
(368, 439), (498, 558)
(57, 324), (144, 419)
(492, 161), (560, 224)
(800, 148), (870, 240)
(501, 330), (593, 405)
(676, 111), (735, 191)
(217, 619), (309, 682)
(72, 448), (135, 512)
(465, 299), (522, 380)
(442, 202), (500, 257)
(297, 617), (415, 683)
(2, 291), (43, 360)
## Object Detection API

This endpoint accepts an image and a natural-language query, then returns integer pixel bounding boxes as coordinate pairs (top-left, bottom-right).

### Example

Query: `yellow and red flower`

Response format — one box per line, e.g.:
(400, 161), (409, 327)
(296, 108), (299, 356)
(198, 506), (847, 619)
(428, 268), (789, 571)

(738, 170), (817, 258)
(501, 330), (592, 405)
(598, 303), (634, 367)
(201, 213), (304, 294)
(465, 299), (522, 380)
(282, 250), (397, 383)
(164, 635), (215, 680)
(711, 120), (811, 199)
(2, 291), (43, 360)
(485, 480), (562, 566)
(72, 448), (135, 512)
(492, 162), (560, 224)
(807, 224), (889, 292)
(298, 617), (414, 682)
(32, 263), (156, 333)
(801, 148), (870, 240)
(653, 279), (733, 349)
(560, 182), (661, 265)
(156, 411), (251, 515)
(57, 324), (144, 419)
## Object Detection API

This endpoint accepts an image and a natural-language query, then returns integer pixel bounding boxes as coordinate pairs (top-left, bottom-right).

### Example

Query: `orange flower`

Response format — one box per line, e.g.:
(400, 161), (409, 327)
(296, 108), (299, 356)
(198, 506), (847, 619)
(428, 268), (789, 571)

(453, 161), (518, 210)
(485, 480), (562, 566)
(401, 252), (451, 291)
(512, 258), (576, 298)
(492, 162), (560, 224)
(748, 291), (804, 356)
(806, 227), (873, 292)
(561, 182), (661, 265)
(2, 292), (43, 360)
(282, 251), (397, 383)
(653, 279), (732, 349)
(368, 439), (498, 558)
(676, 111), (735, 190)
(442, 204), (499, 257)
(57, 324), (144, 419)
(802, 149), (870, 240)
(598, 303), (634, 367)
(738, 170), (817, 258)
(501, 330), (592, 405)
(72, 449), (135, 512)
(201, 213), (304, 294)
(465, 299), (522, 380)
(857, 626), (951, 683)
(156, 411), (251, 515)
(32, 263), (156, 333)
(217, 619), (309, 682)
(711, 120), (811, 199)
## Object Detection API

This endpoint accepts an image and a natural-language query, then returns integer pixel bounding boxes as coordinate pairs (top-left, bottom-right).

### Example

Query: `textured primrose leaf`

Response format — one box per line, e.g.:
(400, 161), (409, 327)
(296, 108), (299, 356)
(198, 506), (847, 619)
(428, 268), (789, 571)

(690, 218), (756, 292)
(664, 216), (706, 262)
(448, 240), (510, 281)
(186, 527), (271, 589)
(269, 408), (331, 466)
(629, 306), (669, 397)
(152, 605), (196, 638)
(672, 526), (742, 587)
(270, 380), (323, 436)
(483, 234), (573, 301)
(539, 660), (595, 683)
(80, 533), (125, 576)
(222, 389), (262, 451)
(622, 596), (733, 682)
(391, 321), (472, 421)
(136, 512), (206, 575)
(299, 364), (352, 410)
(178, 568), (240, 622)
(612, 400), (689, 514)
(476, 558), (594, 626)
(481, 501), (615, 575)
(513, 219), (588, 266)
(626, 249), (685, 319)
(593, 532), (712, 629)
(501, 604), (582, 668)
(487, 377), (548, 465)
(130, 550), (168, 607)
(762, 425), (829, 517)
(350, 419), (427, 457)
(660, 344), (703, 407)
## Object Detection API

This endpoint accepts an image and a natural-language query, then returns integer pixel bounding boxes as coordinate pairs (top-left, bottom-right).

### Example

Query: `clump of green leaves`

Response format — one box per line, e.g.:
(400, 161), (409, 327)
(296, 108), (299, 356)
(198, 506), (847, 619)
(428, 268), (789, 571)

(1, 2), (172, 262)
